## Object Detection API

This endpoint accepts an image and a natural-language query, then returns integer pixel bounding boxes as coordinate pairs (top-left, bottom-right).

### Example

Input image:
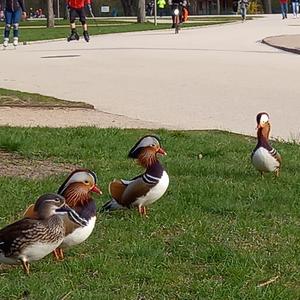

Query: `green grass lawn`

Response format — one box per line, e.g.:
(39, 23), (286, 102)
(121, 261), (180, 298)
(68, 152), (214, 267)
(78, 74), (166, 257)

(0, 127), (299, 299)
(0, 88), (93, 108)
(0, 17), (241, 42)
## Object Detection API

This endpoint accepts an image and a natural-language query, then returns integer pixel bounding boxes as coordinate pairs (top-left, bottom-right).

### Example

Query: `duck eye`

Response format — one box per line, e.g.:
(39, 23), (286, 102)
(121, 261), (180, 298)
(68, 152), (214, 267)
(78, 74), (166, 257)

(84, 180), (89, 184)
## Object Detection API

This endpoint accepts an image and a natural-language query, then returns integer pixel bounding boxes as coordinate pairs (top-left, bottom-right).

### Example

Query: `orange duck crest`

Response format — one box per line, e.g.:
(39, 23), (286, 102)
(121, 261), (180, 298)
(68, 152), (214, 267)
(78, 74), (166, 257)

(137, 147), (158, 169)
(62, 182), (91, 207)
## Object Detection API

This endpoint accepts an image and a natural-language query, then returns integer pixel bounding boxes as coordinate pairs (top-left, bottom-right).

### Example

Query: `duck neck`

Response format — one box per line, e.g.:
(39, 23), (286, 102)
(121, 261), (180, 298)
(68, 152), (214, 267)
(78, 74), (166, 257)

(257, 124), (270, 146)
(47, 214), (64, 228)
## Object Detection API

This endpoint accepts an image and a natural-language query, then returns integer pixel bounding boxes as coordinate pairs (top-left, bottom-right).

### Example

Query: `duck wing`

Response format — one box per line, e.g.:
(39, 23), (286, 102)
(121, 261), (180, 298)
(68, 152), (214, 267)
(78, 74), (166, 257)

(109, 180), (127, 202)
(102, 173), (159, 211)
(23, 204), (38, 219)
(0, 219), (41, 255)
(118, 175), (157, 207)
(269, 148), (282, 165)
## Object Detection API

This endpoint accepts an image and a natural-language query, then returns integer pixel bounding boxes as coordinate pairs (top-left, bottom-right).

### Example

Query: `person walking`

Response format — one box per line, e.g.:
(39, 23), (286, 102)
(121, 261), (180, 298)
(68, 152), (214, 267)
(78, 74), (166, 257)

(2, 0), (26, 48)
(232, 0), (238, 14)
(239, 0), (249, 21)
(181, 0), (189, 22)
(157, 0), (166, 17)
(67, 0), (92, 42)
(280, 0), (288, 19)
(291, 0), (299, 17)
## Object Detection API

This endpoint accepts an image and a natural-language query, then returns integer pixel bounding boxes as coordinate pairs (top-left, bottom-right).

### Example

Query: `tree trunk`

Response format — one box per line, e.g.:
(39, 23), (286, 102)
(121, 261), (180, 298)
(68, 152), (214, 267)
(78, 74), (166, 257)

(47, 0), (55, 28)
(263, 0), (272, 13)
(137, 0), (146, 22)
(120, 0), (135, 15)
(216, 0), (221, 14)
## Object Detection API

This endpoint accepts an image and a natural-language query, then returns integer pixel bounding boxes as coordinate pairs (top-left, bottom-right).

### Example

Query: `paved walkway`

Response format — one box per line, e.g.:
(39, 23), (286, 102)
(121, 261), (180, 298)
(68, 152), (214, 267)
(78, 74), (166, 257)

(0, 14), (300, 141)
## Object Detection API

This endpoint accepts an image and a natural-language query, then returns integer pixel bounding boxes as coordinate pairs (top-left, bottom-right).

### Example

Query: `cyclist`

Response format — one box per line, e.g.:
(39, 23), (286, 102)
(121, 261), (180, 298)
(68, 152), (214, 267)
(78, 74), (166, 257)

(169, 0), (182, 28)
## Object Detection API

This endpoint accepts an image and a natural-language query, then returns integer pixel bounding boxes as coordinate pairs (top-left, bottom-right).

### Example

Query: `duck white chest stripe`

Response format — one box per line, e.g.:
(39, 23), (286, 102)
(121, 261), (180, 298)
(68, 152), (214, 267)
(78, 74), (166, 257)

(142, 173), (159, 184)
(61, 216), (96, 249)
(146, 174), (160, 180)
(268, 147), (276, 155)
(252, 147), (280, 172)
(134, 171), (169, 207)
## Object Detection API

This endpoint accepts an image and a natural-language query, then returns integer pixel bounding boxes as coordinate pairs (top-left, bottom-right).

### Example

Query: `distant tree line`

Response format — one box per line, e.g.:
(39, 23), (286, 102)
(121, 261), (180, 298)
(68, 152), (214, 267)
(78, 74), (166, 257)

(25, 0), (274, 17)
(25, 0), (131, 17)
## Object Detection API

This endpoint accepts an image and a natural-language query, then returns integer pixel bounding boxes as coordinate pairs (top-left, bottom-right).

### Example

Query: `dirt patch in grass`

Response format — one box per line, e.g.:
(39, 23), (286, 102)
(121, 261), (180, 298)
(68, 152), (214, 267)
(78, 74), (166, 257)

(0, 149), (77, 179)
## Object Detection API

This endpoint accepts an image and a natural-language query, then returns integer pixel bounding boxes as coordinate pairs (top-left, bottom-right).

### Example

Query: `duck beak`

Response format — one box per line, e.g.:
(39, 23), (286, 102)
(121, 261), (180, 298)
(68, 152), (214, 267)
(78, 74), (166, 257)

(256, 121), (269, 129)
(157, 147), (167, 156)
(91, 184), (102, 195)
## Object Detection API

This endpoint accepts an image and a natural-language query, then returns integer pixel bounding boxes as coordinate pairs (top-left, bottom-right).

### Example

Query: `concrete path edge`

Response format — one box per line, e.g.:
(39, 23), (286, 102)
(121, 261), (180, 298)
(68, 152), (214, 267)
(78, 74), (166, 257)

(262, 34), (300, 55)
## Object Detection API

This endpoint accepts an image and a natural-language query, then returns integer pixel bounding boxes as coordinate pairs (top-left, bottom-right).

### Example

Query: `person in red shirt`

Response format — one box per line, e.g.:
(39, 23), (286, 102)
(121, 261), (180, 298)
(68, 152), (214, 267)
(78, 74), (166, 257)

(67, 0), (91, 42)
(279, 0), (288, 19)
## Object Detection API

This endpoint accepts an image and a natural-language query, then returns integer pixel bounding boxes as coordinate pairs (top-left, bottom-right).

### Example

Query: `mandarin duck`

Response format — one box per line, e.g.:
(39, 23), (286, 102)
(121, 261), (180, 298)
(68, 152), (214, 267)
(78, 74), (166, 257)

(251, 112), (282, 177)
(101, 135), (169, 216)
(0, 193), (85, 275)
(24, 169), (101, 260)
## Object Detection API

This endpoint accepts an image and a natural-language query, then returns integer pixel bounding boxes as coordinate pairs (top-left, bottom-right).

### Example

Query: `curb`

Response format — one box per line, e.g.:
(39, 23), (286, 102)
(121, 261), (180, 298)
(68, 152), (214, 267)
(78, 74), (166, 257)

(262, 35), (300, 55)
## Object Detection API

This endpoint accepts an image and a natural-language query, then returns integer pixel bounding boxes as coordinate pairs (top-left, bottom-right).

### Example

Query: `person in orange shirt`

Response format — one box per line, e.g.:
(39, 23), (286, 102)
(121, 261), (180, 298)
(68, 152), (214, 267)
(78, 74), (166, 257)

(181, 0), (189, 22)
(67, 0), (92, 42)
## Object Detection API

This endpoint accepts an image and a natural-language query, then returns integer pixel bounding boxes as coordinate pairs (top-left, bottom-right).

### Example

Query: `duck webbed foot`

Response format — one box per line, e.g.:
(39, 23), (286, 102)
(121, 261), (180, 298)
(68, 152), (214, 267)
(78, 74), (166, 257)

(138, 206), (148, 217)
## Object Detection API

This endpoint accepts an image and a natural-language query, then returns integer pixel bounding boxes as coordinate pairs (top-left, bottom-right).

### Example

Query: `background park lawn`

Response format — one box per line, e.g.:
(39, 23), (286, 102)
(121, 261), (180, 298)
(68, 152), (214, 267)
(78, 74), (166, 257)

(0, 16), (242, 42)
(0, 127), (299, 299)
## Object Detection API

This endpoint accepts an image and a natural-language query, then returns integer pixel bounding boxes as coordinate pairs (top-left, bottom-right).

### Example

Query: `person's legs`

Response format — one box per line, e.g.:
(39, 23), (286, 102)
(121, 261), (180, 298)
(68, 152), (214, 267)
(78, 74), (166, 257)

(171, 5), (175, 27)
(280, 3), (287, 18)
(68, 8), (80, 41)
(292, 2), (295, 16)
(12, 9), (22, 46)
(171, 15), (175, 27)
(242, 7), (247, 20)
(78, 8), (87, 31)
(280, 3), (284, 18)
(296, 2), (299, 16)
(240, 7), (245, 19)
(69, 8), (77, 30)
(78, 8), (89, 42)
(4, 10), (13, 45)
(284, 3), (288, 17)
